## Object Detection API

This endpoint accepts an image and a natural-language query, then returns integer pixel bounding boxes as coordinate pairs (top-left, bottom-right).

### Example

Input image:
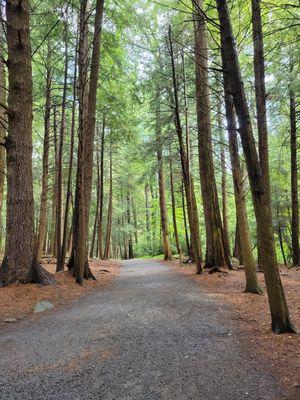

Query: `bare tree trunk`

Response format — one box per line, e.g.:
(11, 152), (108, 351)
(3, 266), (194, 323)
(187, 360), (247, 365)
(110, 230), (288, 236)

(0, 0), (54, 286)
(194, 0), (231, 269)
(56, 21), (69, 272)
(252, 0), (270, 269)
(156, 90), (172, 260)
(98, 118), (105, 259)
(168, 26), (202, 273)
(0, 56), (6, 252)
(169, 143), (181, 256)
(224, 83), (262, 294)
(289, 85), (299, 266)
(127, 191), (133, 259)
(70, 0), (104, 283)
(90, 130), (100, 259)
(50, 105), (58, 257)
(217, 0), (295, 333)
(36, 40), (51, 262)
(60, 35), (78, 269)
(104, 143), (113, 259)
(145, 181), (151, 251)
(132, 197), (138, 244)
(181, 181), (190, 256)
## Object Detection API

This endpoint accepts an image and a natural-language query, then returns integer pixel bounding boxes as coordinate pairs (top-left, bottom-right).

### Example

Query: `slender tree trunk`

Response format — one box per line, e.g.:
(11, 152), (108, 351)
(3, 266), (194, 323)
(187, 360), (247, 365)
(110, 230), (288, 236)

(252, 0), (270, 269)
(0, 0), (54, 286)
(169, 145), (181, 255)
(90, 132), (101, 258)
(194, 0), (231, 269)
(168, 26), (202, 273)
(181, 181), (190, 256)
(50, 105), (58, 257)
(156, 90), (172, 260)
(217, 0), (295, 333)
(127, 191), (134, 259)
(36, 41), (51, 262)
(70, 0), (104, 283)
(98, 119), (105, 259)
(224, 84), (262, 294)
(104, 143), (113, 259)
(60, 36), (78, 269)
(0, 56), (6, 252)
(132, 197), (138, 244)
(289, 86), (299, 266)
(145, 181), (151, 251)
(56, 23), (69, 272)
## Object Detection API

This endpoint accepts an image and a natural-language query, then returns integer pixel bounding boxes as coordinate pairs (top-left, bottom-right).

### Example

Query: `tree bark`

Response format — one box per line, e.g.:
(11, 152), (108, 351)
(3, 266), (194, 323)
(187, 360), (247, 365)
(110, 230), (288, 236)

(104, 142), (113, 259)
(127, 191), (134, 259)
(0, 0), (54, 286)
(169, 144), (181, 256)
(217, 0), (295, 333)
(36, 40), (51, 262)
(168, 26), (202, 273)
(70, 0), (104, 283)
(98, 119), (105, 259)
(156, 90), (172, 261)
(224, 83), (262, 294)
(56, 22), (69, 272)
(0, 55), (6, 252)
(289, 85), (299, 266)
(194, 0), (231, 269)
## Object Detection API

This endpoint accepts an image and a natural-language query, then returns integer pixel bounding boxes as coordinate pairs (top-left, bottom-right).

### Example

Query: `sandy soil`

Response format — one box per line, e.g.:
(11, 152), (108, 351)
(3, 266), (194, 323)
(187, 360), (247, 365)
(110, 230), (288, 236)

(0, 259), (120, 326)
(168, 259), (300, 398)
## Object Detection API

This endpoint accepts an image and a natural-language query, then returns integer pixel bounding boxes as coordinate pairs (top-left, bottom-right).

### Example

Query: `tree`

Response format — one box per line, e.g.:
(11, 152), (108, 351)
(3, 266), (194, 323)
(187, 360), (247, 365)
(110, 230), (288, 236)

(194, 0), (231, 269)
(217, 0), (296, 333)
(0, 0), (54, 286)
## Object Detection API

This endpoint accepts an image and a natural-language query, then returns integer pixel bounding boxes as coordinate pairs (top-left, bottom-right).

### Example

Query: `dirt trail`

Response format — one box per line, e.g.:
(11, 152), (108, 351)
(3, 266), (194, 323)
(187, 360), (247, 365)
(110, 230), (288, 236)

(0, 259), (287, 399)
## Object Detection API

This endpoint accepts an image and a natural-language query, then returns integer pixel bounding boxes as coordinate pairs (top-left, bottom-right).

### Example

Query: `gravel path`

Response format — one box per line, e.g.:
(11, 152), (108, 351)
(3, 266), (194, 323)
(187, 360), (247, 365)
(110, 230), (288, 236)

(0, 259), (283, 400)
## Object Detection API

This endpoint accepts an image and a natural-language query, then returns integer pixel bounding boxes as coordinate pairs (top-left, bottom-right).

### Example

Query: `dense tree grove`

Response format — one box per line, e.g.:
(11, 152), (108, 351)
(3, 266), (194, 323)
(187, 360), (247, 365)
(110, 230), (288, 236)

(0, 0), (298, 333)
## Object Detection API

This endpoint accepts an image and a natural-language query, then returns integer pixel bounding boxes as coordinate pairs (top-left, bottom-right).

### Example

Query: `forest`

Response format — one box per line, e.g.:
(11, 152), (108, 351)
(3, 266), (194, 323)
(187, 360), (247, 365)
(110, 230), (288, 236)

(0, 0), (300, 400)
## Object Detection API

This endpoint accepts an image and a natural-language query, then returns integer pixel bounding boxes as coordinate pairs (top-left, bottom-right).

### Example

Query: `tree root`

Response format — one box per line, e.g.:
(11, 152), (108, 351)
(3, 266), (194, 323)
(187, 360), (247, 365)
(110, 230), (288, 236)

(208, 267), (229, 275)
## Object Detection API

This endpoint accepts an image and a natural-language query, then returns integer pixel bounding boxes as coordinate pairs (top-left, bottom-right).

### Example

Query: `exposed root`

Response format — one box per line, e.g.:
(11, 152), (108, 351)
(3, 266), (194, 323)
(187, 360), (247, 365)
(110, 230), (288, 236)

(28, 261), (57, 286)
(272, 318), (298, 335)
(208, 267), (229, 275)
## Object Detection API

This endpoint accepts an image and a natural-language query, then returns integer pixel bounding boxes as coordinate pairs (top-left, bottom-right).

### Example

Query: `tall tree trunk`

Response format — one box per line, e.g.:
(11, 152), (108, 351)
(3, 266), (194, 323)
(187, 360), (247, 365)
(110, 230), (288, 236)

(169, 144), (181, 256)
(145, 181), (151, 251)
(224, 83), (262, 294)
(217, 0), (295, 333)
(181, 181), (190, 256)
(127, 191), (133, 259)
(98, 119), (105, 259)
(289, 85), (299, 266)
(60, 35), (78, 269)
(194, 0), (231, 269)
(70, 0), (104, 283)
(56, 22), (69, 272)
(0, 56), (6, 252)
(50, 105), (58, 257)
(90, 131), (101, 259)
(168, 26), (202, 274)
(132, 197), (138, 244)
(0, 0), (54, 286)
(104, 143), (113, 259)
(156, 90), (172, 261)
(252, 0), (270, 269)
(36, 40), (51, 262)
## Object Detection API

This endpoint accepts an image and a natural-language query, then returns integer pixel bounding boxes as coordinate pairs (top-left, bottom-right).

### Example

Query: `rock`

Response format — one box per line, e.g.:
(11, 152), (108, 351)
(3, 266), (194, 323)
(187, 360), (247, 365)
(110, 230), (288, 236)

(33, 301), (54, 313)
(4, 318), (17, 323)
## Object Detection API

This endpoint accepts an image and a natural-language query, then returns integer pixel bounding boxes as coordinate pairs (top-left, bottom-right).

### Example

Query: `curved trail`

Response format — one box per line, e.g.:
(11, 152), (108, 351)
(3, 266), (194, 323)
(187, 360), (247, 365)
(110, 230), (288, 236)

(0, 259), (282, 399)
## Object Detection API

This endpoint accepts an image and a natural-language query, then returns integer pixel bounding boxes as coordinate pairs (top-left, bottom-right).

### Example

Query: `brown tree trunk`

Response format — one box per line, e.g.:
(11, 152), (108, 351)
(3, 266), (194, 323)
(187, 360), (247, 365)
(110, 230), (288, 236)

(0, 0), (54, 286)
(156, 91), (172, 261)
(98, 119), (105, 259)
(252, 0), (270, 269)
(194, 0), (231, 269)
(224, 83), (262, 294)
(60, 35), (78, 269)
(289, 85), (299, 266)
(56, 23), (69, 272)
(127, 191), (134, 259)
(0, 56), (6, 252)
(169, 144), (181, 256)
(36, 40), (51, 262)
(217, 0), (295, 333)
(168, 26), (202, 273)
(90, 130), (101, 259)
(70, 0), (104, 283)
(50, 105), (58, 257)
(104, 143), (113, 259)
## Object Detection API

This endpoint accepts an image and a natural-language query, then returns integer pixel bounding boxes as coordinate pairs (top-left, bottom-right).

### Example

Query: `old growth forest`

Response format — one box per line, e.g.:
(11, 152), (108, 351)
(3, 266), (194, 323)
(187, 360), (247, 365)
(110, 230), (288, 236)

(0, 0), (299, 399)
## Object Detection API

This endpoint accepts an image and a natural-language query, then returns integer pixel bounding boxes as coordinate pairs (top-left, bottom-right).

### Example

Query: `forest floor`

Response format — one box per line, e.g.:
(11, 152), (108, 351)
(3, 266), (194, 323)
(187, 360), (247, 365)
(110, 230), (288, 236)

(0, 259), (120, 326)
(168, 259), (300, 398)
(0, 258), (298, 400)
